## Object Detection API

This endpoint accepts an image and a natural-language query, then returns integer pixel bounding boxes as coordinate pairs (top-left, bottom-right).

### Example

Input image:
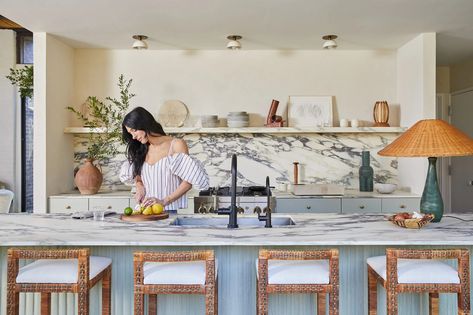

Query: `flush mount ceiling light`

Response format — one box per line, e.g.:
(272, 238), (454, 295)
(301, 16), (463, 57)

(226, 35), (242, 50)
(132, 35), (148, 50)
(322, 35), (338, 49)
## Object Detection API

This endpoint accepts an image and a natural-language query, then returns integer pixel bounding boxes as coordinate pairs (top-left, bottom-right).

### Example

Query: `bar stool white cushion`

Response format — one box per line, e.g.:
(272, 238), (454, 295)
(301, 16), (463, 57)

(256, 259), (330, 284)
(144, 260), (218, 285)
(367, 255), (460, 284)
(16, 256), (112, 284)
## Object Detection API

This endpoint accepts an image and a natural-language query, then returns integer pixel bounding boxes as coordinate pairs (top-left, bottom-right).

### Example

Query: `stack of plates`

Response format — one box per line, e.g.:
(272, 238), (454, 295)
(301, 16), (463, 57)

(201, 115), (219, 128)
(227, 112), (249, 128)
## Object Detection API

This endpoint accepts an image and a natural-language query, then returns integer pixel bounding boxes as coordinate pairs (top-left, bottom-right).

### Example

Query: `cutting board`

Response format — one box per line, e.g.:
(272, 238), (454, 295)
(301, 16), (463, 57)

(292, 184), (345, 196)
(120, 213), (169, 222)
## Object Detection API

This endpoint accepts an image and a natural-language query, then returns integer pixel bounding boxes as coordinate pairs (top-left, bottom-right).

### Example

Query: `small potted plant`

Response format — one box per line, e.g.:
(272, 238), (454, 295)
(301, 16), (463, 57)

(67, 75), (135, 194)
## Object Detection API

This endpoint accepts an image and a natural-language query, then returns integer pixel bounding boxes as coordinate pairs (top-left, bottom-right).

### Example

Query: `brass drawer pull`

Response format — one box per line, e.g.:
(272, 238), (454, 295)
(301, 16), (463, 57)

(65, 205), (71, 209)
(400, 205), (406, 209)
(107, 206), (112, 209)
(359, 205), (365, 209)
(306, 205), (311, 210)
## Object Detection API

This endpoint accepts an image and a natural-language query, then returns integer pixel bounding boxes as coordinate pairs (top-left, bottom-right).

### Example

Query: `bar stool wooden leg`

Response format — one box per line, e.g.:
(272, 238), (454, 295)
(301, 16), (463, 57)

(7, 251), (19, 315)
(148, 295), (157, 315)
(458, 291), (470, 315)
(328, 291), (339, 315)
(6, 290), (19, 315)
(41, 293), (51, 315)
(205, 284), (216, 315)
(257, 277), (268, 315)
(134, 292), (144, 315)
(368, 268), (377, 315)
(386, 287), (398, 315)
(317, 293), (326, 315)
(102, 267), (112, 315)
(429, 293), (439, 315)
(78, 288), (90, 315)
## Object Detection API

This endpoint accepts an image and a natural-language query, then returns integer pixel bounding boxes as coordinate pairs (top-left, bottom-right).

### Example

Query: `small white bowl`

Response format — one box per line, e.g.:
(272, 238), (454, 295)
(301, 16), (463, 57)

(375, 183), (397, 194)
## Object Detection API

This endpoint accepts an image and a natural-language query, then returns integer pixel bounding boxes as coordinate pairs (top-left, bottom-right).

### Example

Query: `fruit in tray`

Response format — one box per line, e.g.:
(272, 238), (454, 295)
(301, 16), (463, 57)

(392, 212), (423, 221)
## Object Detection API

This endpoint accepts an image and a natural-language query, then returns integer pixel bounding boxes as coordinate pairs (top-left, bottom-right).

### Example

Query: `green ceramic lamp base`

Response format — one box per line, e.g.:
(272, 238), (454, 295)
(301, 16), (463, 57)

(420, 157), (444, 222)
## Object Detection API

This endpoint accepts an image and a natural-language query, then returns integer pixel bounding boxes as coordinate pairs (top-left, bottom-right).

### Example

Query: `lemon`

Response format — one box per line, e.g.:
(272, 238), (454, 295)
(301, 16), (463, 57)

(132, 210), (141, 215)
(124, 207), (133, 216)
(142, 206), (153, 215)
(151, 203), (164, 215)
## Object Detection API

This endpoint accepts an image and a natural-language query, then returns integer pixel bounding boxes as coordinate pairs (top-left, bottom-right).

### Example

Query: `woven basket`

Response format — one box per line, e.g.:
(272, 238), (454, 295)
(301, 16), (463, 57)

(389, 213), (435, 229)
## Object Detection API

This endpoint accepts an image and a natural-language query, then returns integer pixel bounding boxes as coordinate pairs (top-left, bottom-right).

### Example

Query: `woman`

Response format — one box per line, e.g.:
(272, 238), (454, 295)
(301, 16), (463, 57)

(120, 107), (209, 213)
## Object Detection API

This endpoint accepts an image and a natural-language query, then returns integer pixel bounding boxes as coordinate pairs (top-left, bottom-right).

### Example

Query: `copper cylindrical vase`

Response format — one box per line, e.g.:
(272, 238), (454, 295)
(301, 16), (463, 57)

(373, 101), (390, 127)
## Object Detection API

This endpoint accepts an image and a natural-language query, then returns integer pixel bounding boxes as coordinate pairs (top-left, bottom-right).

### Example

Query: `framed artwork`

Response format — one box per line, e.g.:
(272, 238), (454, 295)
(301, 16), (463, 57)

(288, 96), (333, 127)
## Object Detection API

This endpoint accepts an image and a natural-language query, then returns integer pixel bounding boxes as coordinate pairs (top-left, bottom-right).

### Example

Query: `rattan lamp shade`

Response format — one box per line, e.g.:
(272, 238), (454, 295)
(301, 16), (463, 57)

(378, 119), (473, 157)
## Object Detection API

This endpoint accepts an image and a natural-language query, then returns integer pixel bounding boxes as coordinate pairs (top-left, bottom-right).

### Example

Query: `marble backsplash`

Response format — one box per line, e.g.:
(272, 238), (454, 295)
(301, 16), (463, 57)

(73, 133), (399, 190)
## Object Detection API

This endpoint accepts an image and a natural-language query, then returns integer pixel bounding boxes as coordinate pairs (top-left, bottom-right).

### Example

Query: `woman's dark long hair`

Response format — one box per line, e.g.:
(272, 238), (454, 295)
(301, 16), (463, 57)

(122, 107), (166, 178)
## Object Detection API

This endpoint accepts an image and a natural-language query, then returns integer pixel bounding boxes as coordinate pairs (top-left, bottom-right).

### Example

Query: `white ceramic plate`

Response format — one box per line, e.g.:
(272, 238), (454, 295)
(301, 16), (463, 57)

(158, 100), (189, 127)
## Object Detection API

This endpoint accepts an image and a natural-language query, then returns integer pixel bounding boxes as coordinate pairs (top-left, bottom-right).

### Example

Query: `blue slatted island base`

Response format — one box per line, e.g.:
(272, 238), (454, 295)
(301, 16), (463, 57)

(1, 213), (472, 315)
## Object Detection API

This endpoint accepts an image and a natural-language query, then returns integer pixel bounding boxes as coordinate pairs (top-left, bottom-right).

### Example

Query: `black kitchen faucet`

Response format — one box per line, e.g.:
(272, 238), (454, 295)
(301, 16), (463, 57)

(258, 176), (272, 228)
(217, 154), (239, 228)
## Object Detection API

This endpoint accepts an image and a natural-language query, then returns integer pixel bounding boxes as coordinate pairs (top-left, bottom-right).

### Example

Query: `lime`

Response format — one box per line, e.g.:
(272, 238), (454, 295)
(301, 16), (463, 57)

(124, 207), (133, 216)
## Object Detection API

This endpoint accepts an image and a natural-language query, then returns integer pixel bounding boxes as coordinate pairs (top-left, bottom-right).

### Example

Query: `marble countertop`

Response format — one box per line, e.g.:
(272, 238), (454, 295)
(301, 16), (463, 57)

(1, 213), (472, 246)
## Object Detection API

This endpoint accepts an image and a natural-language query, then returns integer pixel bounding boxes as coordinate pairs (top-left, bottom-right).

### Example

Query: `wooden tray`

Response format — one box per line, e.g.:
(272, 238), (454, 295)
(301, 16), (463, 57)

(120, 213), (169, 222)
(388, 213), (434, 229)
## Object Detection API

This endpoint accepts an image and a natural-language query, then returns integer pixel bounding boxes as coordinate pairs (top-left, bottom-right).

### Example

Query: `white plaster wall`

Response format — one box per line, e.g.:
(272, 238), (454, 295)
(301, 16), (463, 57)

(33, 33), (75, 213)
(396, 33), (437, 194)
(0, 30), (17, 210)
(73, 50), (398, 127)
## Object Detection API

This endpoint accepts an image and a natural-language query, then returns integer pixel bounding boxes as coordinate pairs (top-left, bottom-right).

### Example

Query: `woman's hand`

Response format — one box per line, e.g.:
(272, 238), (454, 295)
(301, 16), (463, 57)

(135, 182), (146, 203)
(142, 197), (164, 207)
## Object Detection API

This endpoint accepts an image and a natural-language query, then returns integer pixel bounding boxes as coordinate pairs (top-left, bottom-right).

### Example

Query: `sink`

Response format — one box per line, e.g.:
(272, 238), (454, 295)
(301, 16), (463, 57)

(170, 216), (296, 227)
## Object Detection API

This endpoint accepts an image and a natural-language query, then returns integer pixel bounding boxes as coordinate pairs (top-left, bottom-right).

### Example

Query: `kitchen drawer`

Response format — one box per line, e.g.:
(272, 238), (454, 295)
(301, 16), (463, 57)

(89, 198), (130, 212)
(49, 198), (88, 213)
(275, 198), (341, 213)
(342, 198), (381, 213)
(381, 198), (420, 213)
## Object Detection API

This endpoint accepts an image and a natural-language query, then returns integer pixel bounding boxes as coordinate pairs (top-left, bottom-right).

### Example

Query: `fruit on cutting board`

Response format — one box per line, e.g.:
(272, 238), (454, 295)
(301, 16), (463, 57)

(152, 203), (164, 215)
(123, 207), (133, 216)
(142, 206), (153, 215)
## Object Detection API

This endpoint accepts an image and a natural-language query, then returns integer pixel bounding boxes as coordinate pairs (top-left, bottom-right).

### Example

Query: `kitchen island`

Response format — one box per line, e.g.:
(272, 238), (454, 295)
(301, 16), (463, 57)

(1, 213), (472, 315)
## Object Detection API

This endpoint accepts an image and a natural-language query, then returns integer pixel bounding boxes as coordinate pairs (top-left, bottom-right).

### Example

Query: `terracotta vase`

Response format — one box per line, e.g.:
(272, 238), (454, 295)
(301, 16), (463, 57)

(373, 101), (390, 127)
(75, 159), (103, 195)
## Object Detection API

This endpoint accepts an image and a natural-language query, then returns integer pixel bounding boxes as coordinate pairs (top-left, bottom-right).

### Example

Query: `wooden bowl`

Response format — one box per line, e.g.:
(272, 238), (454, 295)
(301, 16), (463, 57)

(389, 213), (434, 229)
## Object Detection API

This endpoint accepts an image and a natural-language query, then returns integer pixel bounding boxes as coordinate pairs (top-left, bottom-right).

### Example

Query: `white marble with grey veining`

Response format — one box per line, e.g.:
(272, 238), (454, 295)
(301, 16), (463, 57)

(2, 213), (473, 246)
(73, 133), (400, 190)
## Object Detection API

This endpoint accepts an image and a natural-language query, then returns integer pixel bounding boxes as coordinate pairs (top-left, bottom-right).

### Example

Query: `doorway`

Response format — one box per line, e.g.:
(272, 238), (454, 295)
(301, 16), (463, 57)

(450, 89), (473, 212)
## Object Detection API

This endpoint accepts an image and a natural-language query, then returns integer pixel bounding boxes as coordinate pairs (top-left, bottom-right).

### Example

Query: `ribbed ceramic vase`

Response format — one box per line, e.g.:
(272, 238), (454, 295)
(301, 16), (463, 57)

(373, 101), (390, 127)
(75, 159), (103, 195)
(359, 151), (374, 192)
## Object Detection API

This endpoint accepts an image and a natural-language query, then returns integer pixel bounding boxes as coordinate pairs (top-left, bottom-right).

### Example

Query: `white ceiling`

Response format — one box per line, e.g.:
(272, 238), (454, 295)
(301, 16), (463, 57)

(2, 0), (473, 65)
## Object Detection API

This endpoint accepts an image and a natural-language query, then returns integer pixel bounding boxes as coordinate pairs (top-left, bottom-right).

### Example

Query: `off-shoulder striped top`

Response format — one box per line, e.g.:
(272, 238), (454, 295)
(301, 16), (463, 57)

(120, 140), (209, 211)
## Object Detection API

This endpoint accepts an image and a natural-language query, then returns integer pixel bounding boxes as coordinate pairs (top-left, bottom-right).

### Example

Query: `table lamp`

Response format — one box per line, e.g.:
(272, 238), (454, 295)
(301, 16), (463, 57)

(378, 119), (473, 222)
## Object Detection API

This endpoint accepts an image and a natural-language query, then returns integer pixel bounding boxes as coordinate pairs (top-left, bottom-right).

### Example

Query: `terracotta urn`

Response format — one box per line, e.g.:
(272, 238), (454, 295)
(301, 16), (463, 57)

(75, 159), (103, 194)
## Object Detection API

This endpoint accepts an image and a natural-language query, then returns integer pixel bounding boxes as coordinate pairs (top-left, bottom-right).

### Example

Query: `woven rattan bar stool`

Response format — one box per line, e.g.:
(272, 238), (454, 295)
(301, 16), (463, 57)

(134, 250), (217, 315)
(7, 248), (112, 315)
(367, 248), (470, 315)
(256, 249), (339, 315)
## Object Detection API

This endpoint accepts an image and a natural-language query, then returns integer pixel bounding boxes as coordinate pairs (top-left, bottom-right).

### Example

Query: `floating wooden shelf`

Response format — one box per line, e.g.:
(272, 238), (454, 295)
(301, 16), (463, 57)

(64, 127), (406, 134)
